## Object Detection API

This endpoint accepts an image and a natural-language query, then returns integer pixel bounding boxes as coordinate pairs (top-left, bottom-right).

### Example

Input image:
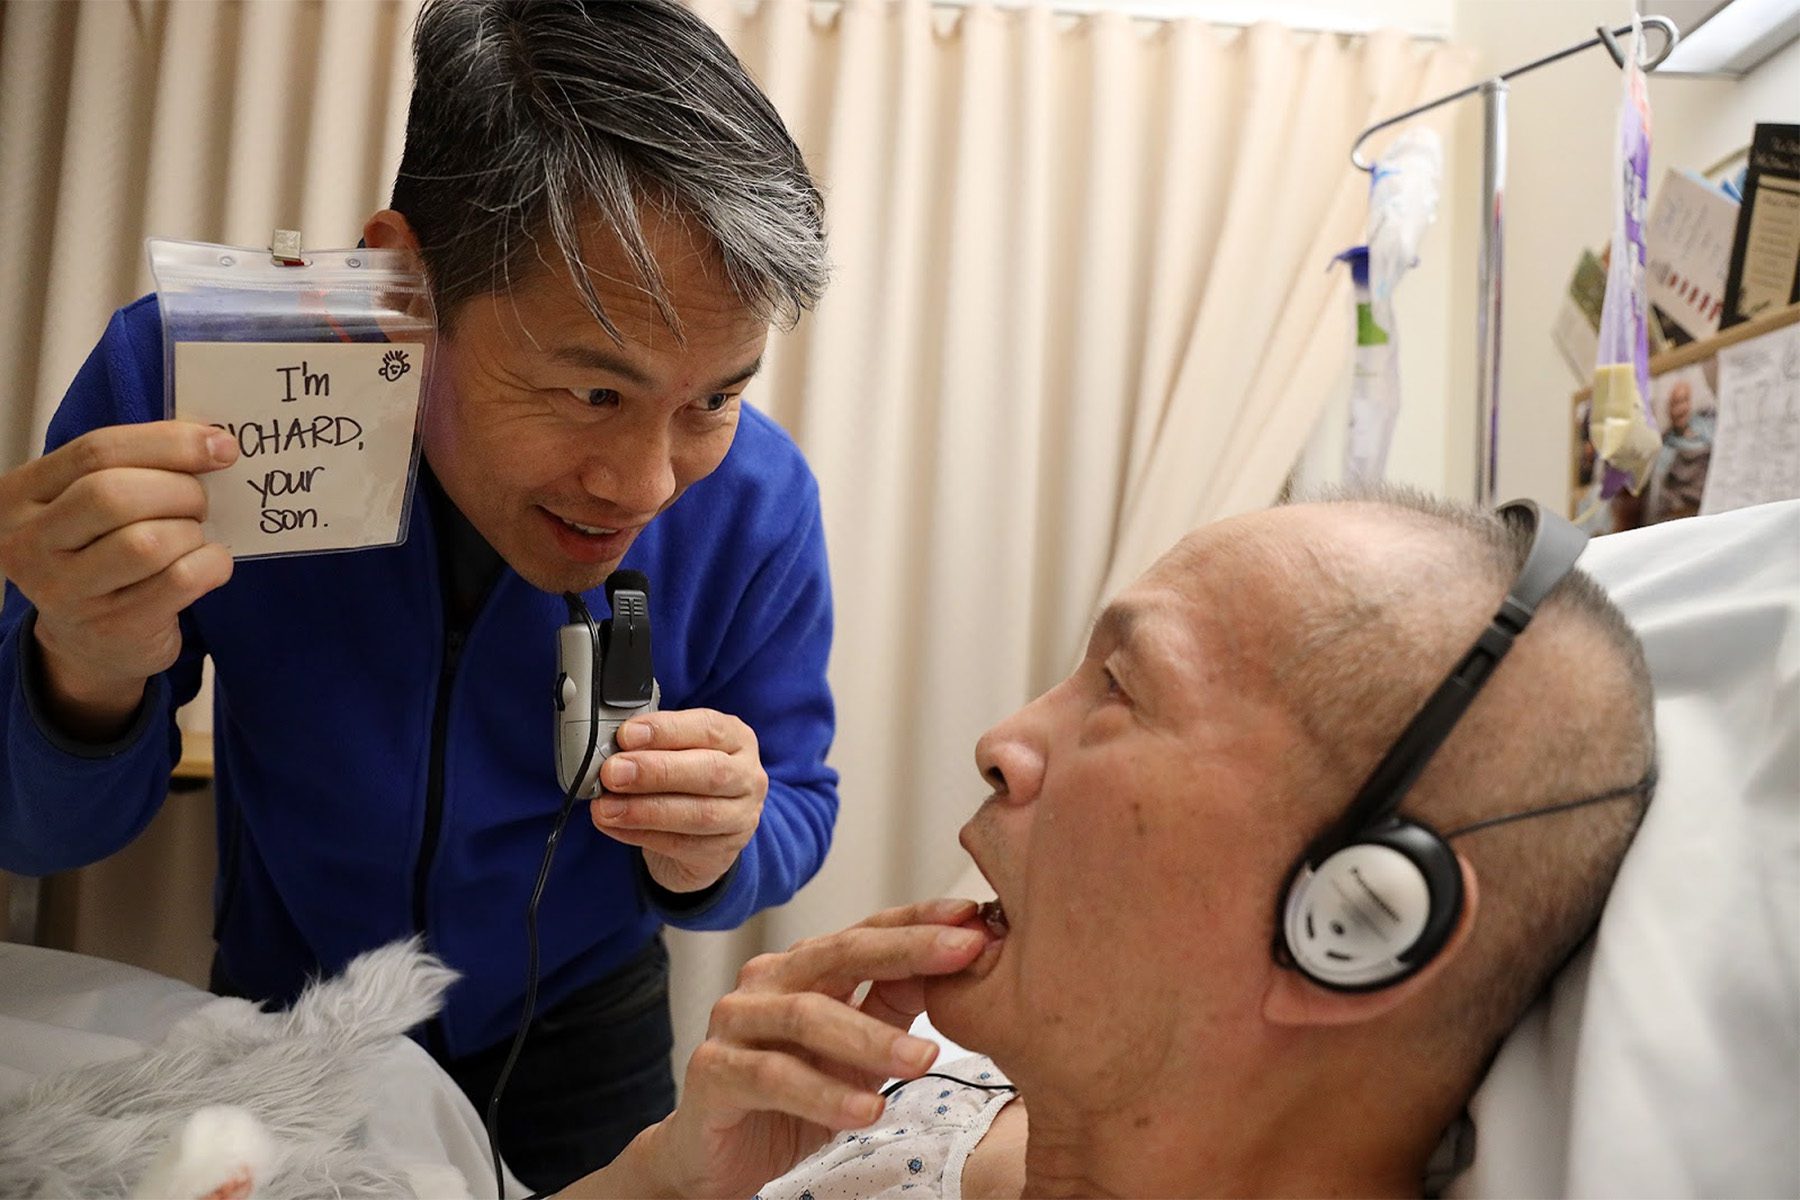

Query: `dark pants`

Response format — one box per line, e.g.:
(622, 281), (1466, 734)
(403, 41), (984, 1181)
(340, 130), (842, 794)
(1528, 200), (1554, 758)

(441, 938), (677, 1192)
(211, 937), (676, 1195)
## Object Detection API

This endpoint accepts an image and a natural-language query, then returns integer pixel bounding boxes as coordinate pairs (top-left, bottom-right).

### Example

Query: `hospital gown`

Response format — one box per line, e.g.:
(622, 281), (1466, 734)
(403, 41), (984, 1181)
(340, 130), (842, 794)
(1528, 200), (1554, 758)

(755, 1056), (1015, 1200)
(753, 1052), (1475, 1197)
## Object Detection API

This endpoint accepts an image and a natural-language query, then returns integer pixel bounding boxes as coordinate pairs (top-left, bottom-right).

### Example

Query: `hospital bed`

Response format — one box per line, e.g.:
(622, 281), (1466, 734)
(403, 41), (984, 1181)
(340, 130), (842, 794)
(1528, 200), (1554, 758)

(2, 498), (1795, 1198)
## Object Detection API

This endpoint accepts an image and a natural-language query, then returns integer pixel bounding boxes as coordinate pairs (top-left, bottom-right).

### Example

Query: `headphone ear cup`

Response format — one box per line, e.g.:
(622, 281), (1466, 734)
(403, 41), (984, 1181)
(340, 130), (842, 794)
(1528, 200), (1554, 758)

(1281, 819), (1463, 992)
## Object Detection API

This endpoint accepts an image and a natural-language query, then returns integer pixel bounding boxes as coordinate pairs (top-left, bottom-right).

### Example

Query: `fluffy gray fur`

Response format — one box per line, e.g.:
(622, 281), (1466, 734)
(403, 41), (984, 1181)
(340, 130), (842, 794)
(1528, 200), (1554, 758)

(0, 939), (461, 1199)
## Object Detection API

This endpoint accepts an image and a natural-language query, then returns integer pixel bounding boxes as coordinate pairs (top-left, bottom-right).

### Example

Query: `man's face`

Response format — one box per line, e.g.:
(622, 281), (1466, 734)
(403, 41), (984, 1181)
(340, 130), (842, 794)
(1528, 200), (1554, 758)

(926, 513), (1326, 1100)
(421, 211), (769, 594)
(1668, 382), (1692, 432)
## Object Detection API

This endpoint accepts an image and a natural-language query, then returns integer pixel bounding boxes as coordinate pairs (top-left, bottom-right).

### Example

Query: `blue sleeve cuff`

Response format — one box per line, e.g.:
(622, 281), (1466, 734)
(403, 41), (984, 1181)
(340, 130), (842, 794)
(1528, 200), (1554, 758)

(641, 834), (762, 931)
(0, 608), (175, 877)
(14, 608), (158, 759)
(637, 848), (742, 923)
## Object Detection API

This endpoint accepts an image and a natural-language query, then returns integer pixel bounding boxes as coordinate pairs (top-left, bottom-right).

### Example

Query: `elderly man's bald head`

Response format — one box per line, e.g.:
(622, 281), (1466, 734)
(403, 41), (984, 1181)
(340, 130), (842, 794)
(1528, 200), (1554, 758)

(928, 488), (1657, 1197)
(1211, 486), (1658, 1067)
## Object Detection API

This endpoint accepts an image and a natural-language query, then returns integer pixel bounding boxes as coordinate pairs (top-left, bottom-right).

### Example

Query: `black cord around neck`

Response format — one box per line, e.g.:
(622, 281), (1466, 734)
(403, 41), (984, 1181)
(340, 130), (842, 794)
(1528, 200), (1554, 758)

(881, 1071), (1018, 1099)
(484, 594), (603, 1200)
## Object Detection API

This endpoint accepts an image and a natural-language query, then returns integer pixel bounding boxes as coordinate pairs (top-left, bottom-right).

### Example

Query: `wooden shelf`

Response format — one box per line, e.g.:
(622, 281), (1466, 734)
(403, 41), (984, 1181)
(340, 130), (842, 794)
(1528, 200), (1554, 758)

(1568, 301), (1799, 519)
(1571, 303), (1800, 405)
(172, 729), (213, 781)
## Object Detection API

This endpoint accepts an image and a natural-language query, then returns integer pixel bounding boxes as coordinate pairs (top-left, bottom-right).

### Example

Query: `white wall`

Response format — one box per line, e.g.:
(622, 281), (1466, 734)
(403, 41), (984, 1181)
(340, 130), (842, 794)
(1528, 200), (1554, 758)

(1435, 1), (1800, 510)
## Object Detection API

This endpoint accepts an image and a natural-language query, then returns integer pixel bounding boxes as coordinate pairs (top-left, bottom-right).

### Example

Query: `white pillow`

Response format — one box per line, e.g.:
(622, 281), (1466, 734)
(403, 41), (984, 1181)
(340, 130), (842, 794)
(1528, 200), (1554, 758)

(1452, 499), (1800, 1199)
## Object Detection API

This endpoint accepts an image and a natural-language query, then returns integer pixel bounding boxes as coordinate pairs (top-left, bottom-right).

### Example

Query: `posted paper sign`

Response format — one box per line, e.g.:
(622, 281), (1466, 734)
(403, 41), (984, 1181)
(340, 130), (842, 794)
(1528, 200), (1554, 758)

(1646, 169), (1738, 341)
(1701, 321), (1800, 516)
(174, 341), (426, 558)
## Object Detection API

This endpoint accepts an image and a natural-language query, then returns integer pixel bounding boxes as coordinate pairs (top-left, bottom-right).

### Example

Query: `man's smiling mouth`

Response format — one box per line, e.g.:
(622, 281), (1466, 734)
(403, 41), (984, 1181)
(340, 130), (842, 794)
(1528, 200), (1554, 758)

(554, 514), (620, 535)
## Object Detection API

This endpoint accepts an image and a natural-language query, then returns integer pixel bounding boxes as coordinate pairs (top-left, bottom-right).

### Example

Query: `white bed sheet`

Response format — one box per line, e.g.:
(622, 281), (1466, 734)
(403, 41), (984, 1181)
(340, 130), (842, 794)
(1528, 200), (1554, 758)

(0, 942), (522, 1198)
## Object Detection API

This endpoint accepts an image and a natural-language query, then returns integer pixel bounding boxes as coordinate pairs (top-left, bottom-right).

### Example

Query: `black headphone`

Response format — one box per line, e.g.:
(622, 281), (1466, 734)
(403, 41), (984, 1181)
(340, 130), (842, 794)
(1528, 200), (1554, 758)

(1275, 499), (1592, 992)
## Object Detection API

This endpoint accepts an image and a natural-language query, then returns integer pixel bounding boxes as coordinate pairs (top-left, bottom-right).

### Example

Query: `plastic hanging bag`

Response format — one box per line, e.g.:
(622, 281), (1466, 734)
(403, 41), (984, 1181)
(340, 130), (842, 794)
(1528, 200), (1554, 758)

(1591, 17), (1661, 497)
(1334, 246), (1398, 482)
(147, 237), (435, 561)
(1340, 129), (1443, 483)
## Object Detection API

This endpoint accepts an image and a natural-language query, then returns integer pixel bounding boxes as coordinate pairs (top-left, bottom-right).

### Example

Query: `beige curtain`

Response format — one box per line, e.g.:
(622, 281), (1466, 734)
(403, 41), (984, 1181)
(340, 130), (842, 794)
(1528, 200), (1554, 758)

(0, 0), (1468, 1068)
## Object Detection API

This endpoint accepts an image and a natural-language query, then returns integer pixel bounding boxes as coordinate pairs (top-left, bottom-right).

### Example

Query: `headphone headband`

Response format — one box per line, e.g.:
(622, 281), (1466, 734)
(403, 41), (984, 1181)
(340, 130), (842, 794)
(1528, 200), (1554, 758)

(1301, 500), (1590, 868)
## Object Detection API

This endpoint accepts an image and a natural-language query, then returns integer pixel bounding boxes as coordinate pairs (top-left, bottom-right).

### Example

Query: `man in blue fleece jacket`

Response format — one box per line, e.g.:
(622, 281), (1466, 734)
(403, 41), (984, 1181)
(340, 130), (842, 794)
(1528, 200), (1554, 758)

(0, 1), (836, 1190)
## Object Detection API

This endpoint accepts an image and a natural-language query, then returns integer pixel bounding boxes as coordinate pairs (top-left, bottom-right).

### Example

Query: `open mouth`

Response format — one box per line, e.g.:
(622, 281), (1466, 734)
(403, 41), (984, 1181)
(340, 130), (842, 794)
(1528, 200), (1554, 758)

(978, 898), (1009, 938)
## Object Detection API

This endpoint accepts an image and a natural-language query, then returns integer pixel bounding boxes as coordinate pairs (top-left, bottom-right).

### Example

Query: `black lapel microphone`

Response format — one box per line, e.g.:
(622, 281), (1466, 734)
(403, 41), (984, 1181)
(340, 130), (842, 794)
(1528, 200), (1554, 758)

(554, 569), (659, 798)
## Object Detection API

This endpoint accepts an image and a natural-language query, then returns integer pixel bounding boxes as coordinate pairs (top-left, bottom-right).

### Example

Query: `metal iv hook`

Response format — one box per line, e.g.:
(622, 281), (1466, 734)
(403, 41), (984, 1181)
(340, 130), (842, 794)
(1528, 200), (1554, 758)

(1349, 15), (1680, 172)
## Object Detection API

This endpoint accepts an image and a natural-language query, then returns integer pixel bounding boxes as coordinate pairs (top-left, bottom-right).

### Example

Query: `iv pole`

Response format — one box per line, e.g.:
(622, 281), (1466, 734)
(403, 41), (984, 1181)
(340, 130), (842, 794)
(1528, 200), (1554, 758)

(1349, 17), (1680, 507)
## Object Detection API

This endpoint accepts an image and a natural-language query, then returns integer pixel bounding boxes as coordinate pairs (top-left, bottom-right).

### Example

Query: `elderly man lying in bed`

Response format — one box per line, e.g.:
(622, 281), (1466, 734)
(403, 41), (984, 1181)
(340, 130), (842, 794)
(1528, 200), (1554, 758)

(562, 486), (1658, 1200)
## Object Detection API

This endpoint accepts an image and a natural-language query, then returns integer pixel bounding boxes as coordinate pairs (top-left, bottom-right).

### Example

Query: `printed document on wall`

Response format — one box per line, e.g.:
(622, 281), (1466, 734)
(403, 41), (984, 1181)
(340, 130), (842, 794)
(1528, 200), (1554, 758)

(1700, 321), (1800, 515)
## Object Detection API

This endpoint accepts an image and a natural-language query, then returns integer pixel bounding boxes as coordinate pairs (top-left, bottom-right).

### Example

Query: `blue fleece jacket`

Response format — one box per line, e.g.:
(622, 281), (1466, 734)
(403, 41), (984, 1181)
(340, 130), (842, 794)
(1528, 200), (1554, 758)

(0, 296), (839, 1056)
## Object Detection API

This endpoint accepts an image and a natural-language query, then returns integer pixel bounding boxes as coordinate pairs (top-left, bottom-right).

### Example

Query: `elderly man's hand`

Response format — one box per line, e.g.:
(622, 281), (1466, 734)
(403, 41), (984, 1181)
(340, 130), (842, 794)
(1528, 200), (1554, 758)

(621, 900), (990, 1200)
(590, 709), (767, 894)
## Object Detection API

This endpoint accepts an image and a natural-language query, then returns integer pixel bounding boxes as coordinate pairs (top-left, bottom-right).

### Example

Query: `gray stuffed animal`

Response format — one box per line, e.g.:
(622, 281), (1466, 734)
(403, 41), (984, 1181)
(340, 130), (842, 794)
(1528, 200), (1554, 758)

(0, 939), (471, 1199)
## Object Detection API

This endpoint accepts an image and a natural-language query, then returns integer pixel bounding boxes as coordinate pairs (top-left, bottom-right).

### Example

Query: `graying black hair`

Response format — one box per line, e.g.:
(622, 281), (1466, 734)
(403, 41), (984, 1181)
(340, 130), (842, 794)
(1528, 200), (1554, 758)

(392, 0), (828, 336)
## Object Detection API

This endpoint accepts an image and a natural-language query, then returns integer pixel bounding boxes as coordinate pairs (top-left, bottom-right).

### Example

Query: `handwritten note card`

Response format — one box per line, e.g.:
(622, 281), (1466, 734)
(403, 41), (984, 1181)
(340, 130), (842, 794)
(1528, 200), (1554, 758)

(174, 340), (426, 558)
(1700, 321), (1800, 516)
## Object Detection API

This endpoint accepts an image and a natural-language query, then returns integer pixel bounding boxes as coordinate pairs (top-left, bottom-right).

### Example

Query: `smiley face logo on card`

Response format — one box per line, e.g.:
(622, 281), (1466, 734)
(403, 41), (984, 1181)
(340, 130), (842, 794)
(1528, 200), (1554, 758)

(378, 349), (412, 383)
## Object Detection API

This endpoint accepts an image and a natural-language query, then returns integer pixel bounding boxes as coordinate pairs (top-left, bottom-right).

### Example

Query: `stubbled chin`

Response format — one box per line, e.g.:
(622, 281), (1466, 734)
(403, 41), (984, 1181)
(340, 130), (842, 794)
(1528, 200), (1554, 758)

(921, 935), (1006, 1050)
(513, 530), (630, 594)
(513, 557), (614, 597)
(922, 983), (987, 1057)
(964, 929), (1006, 973)
(944, 908), (1007, 980)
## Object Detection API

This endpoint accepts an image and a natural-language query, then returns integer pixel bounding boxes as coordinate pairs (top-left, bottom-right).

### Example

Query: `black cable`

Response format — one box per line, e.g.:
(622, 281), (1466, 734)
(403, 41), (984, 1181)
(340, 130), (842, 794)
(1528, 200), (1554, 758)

(1442, 768), (1658, 840)
(485, 594), (603, 1200)
(880, 1071), (1018, 1099)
